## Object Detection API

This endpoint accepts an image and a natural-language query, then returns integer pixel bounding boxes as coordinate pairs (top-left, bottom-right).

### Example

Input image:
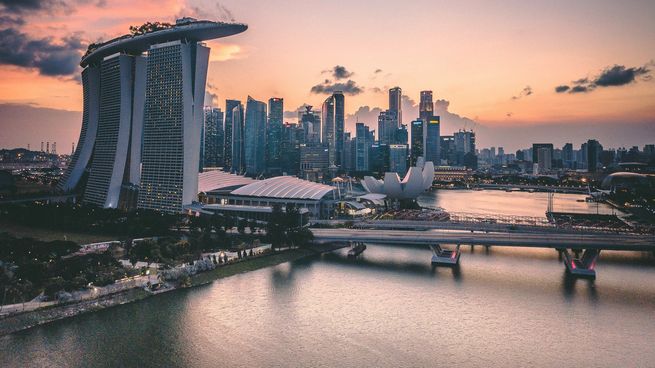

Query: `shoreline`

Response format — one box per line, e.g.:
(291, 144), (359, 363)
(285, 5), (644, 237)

(0, 243), (345, 337)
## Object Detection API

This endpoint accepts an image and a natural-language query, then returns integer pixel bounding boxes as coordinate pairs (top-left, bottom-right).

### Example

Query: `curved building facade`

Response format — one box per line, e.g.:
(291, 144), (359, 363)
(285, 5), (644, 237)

(361, 157), (434, 199)
(59, 18), (247, 212)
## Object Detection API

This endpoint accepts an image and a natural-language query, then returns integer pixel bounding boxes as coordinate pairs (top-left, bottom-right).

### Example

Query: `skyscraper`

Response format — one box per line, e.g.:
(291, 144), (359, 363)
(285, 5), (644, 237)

(299, 106), (321, 145)
(84, 54), (146, 208)
(322, 95), (336, 166)
(389, 144), (408, 175)
(333, 91), (345, 167)
(231, 102), (245, 174)
(202, 107), (224, 169)
(244, 96), (267, 176)
(60, 18), (247, 213)
(410, 119), (424, 166)
(377, 110), (396, 144)
(267, 97), (283, 174)
(419, 90), (434, 123)
(389, 86), (402, 126)
(355, 122), (372, 172)
(223, 99), (241, 170)
(138, 39), (208, 213)
(586, 139), (601, 173)
(424, 116), (441, 164)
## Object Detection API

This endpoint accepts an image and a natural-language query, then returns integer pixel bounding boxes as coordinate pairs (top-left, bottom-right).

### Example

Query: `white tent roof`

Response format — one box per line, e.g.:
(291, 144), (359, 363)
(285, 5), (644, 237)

(230, 176), (335, 200)
(198, 171), (255, 194)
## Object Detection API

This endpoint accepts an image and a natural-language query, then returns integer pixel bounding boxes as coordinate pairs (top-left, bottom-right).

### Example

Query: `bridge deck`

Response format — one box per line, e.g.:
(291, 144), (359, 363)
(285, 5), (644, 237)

(311, 228), (655, 252)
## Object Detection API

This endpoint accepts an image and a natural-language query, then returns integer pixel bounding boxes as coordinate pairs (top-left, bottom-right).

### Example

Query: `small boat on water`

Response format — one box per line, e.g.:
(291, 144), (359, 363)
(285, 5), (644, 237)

(347, 242), (367, 258)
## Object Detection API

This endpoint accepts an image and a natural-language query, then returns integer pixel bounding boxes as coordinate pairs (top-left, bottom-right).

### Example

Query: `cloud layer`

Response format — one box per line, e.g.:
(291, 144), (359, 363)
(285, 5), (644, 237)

(555, 63), (652, 94)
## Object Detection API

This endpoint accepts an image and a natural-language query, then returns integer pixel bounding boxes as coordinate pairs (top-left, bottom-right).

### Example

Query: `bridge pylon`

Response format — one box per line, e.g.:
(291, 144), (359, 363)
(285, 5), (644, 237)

(429, 244), (461, 266)
(561, 249), (600, 279)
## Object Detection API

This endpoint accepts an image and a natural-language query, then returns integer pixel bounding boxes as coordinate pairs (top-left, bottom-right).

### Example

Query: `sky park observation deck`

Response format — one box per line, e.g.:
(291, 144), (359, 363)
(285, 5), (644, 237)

(59, 18), (247, 213)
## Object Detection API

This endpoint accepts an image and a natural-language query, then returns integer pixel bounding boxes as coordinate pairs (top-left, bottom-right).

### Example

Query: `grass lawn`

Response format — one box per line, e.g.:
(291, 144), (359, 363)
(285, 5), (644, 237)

(0, 222), (117, 244)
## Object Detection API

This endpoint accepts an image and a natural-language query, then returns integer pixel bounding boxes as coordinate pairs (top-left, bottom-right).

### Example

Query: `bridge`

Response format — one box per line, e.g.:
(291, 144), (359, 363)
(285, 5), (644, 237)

(310, 228), (655, 279)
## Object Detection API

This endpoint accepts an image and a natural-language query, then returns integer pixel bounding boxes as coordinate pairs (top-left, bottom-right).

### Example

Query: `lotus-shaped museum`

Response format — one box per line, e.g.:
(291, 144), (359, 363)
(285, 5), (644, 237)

(361, 157), (434, 199)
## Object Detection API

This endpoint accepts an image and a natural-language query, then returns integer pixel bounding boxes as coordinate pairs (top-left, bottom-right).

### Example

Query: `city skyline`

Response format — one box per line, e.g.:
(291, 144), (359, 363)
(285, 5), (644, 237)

(1, 0), (654, 151)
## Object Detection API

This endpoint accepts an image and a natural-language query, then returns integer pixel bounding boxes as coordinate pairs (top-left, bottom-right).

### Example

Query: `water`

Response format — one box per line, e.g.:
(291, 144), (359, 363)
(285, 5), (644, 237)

(1, 190), (653, 367)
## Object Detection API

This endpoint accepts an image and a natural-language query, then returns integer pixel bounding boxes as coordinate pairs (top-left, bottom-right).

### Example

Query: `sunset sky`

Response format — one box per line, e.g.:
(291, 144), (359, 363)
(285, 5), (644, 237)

(1, 0), (654, 151)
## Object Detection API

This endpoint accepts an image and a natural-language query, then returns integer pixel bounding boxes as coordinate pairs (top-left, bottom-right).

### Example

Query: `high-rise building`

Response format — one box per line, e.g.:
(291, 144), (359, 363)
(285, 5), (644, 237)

(267, 97), (284, 174)
(244, 96), (267, 176)
(410, 119), (424, 166)
(389, 86), (402, 126)
(138, 40), (208, 213)
(322, 95), (336, 166)
(389, 144), (408, 176)
(84, 54), (146, 208)
(377, 110), (396, 144)
(369, 143), (390, 176)
(333, 91), (345, 167)
(202, 107), (224, 169)
(440, 135), (455, 165)
(300, 144), (329, 182)
(280, 122), (303, 175)
(419, 90), (433, 123)
(299, 105), (321, 145)
(532, 143), (553, 164)
(424, 116), (441, 164)
(454, 130), (476, 168)
(231, 102), (245, 174)
(562, 143), (574, 169)
(537, 147), (552, 173)
(223, 99), (241, 170)
(355, 122), (372, 172)
(342, 132), (354, 172)
(586, 139), (601, 173)
(60, 18), (247, 213)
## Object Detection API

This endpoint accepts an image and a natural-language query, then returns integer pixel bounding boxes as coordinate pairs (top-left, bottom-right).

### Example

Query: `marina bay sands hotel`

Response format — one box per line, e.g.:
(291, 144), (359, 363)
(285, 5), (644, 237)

(58, 18), (247, 213)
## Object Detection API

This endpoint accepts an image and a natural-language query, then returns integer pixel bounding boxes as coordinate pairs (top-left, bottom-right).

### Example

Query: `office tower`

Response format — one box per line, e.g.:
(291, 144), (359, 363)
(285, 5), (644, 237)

(531, 143), (553, 164)
(419, 90), (433, 122)
(46, 142), (50, 154)
(60, 18), (247, 213)
(537, 147), (552, 173)
(299, 105), (321, 145)
(440, 136), (455, 165)
(410, 119), (424, 166)
(395, 124), (408, 145)
(355, 122), (372, 171)
(586, 139), (601, 173)
(223, 99), (241, 170)
(52, 142), (57, 155)
(41, 142), (44, 152)
(369, 143), (390, 176)
(389, 144), (408, 175)
(562, 143), (573, 169)
(85, 54), (146, 208)
(516, 149), (525, 161)
(280, 122), (302, 175)
(377, 110), (396, 144)
(300, 144), (329, 182)
(322, 95), (336, 165)
(202, 107), (224, 168)
(342, 132), (354, 172)
(424, 116), (440, 164)
(231, 102), (245, 174)
(244, 96), (267, 176)
(454, 130), (476, 168)
(267, 97), (284, 174)
(389, 87), (402, 126)
(333, 91), (345, 167)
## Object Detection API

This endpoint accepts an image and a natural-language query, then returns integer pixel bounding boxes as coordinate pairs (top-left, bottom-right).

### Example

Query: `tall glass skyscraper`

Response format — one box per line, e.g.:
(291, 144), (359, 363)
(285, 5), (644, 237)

(202, 107), (224, 169)
(424, 116), (441, 164)
(223, 99), (241, 171)
(389, 86), (402, 126)
(231, 102), (245, 174)
(333, 91), (345, 168)
(419, 90), (434, 123)
(410, 119), (424, 166)
(244, 96), (267, 176)
(267, 97), (283, 174)
(321, 95), (336, 166)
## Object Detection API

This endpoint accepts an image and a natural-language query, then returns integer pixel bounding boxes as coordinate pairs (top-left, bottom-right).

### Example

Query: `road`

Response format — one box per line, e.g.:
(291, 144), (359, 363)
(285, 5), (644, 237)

(311, 228), (655, 251)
